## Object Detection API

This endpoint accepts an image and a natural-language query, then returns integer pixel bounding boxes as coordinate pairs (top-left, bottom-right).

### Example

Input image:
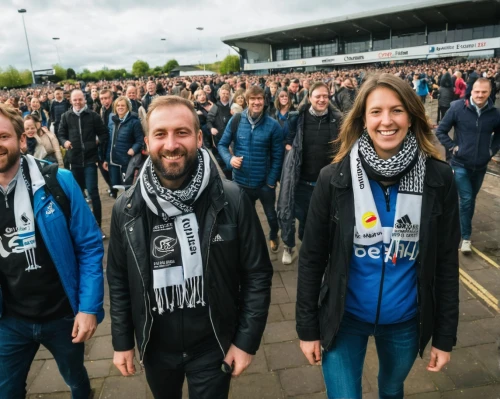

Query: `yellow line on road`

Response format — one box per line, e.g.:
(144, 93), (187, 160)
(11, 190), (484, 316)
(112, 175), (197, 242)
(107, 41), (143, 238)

(471, 245), (500, 270)
(459, 268), (500, 313)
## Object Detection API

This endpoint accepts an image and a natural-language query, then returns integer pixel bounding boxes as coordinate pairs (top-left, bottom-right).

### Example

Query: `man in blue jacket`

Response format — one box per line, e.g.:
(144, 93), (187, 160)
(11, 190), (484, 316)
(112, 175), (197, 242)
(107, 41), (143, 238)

(0, 104), (104, 399)
(218, 85), (284, 253)
(436, 78), (500, 253)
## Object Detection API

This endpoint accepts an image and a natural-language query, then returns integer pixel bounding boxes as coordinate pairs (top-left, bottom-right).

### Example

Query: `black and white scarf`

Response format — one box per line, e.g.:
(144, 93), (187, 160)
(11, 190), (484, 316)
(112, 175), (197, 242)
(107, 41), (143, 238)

(139, 148), (211, 313)
(350, 131), (426, 264)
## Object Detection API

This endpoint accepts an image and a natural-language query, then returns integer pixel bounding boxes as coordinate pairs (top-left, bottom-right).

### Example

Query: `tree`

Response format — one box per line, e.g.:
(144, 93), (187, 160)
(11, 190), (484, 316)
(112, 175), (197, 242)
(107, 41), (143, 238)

(219, 55), (240, 74)
(66, 68), (77, 79)
(163, 59), (179, 74)
(53, 64), (67, 82)
(132, 60), (149, 77)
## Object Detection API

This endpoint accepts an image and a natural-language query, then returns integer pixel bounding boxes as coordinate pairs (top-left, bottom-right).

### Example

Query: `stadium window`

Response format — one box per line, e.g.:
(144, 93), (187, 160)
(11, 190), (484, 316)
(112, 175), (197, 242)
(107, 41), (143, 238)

(373, 32), (391, 51)
(275, 49), (284, 61)
(284, 46), (301, 60)
(483, 25), (494, 38)
(428, 26), (446, 45)
(302, 45), (314, 58)
(344, 35), (370, 53)
(315, 43), (336, 57)
(495, 24), (500, 37)
(391, 28), (425, 49)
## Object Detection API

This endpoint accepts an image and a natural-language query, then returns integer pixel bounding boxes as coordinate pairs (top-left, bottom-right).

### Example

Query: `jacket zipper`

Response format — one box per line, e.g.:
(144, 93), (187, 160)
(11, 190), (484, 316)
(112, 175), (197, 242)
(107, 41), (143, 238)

(110, 122), (122, 165)
(207, 207), (226, 357)
(474, 116), (480, 172)
(78, 116), (85, 165)
(125, 219), (153, 364)
(375, 184), (391, 325)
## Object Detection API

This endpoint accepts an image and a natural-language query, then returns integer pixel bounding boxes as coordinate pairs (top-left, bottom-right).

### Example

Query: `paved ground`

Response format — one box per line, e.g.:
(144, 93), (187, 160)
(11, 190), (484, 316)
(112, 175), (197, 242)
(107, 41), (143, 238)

(26, 101), (500, 398)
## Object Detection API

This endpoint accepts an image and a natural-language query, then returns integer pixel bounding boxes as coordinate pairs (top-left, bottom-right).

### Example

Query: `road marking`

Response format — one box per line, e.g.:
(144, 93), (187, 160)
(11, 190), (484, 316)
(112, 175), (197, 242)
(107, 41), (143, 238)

(459, 268), (500, 313)
(471, 245), (500, 270)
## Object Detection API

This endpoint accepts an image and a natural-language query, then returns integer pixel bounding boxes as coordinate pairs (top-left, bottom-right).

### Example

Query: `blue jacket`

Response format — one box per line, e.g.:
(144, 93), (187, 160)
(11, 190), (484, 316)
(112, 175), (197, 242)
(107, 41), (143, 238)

(416, 76), (429, 97)
(0, 166), (105, 322)
(106, 112), (144, 167)
(218, 110), (284, 188)
(436, 98), (500, 170)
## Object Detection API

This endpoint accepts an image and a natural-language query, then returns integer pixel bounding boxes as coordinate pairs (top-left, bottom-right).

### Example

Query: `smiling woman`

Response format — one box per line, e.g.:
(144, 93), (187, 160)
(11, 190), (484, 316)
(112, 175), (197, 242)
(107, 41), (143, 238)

(296, 73), (461, 399)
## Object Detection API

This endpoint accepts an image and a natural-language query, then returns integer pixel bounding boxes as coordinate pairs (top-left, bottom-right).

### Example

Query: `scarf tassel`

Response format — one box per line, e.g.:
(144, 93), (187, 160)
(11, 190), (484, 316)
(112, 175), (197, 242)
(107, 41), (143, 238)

(154, 276), (205, 314)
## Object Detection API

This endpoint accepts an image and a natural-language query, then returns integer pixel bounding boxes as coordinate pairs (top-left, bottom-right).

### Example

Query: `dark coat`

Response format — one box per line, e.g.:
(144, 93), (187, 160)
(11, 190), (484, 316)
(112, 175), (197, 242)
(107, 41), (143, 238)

(206, 101), (232, 145)
(107, 162), (273, 362)
(106, 113), (144, 167)
(296, 157), (460, 356)
(438, 87), (455, 108)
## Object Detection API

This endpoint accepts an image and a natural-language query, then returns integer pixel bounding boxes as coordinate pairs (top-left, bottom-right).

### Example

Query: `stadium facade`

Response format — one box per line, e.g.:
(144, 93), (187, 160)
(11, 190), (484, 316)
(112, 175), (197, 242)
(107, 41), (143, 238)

(221, 0), (500, 73)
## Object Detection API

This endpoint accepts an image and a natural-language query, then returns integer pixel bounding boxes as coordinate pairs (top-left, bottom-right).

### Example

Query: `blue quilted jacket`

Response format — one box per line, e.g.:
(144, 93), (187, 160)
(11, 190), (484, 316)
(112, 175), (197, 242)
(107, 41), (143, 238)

(218, 110), (284, 188)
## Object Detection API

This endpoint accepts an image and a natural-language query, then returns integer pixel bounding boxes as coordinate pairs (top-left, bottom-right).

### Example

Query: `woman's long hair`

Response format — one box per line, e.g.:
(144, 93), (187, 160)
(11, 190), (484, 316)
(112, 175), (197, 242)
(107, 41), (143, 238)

(333, 73), (441, 163)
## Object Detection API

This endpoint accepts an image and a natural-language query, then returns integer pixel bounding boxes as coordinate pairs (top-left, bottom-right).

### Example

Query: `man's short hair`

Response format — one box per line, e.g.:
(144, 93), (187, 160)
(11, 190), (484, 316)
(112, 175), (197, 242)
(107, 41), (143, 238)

(54, 87), (63, 92)
(0, 103), (24, 139)
(219, 84), (231, 93)
(146, 96), (200, 134)
(291, 78), (300, 85)
(474, 77), (492, 89)
(99, 89), (113, 98)
(245, 85), (265, 102)
(308, 82), (330, 97)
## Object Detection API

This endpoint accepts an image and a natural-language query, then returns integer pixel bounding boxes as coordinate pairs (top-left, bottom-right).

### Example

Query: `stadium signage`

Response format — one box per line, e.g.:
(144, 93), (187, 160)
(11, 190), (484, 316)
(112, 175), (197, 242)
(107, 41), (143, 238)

(243, 37), (500, 71)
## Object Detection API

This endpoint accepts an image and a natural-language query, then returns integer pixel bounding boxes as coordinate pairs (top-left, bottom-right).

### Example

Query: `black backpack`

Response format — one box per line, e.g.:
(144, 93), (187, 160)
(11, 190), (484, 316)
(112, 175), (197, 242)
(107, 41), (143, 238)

(36, 161), (71, 224)
(230, 112), (242, 141)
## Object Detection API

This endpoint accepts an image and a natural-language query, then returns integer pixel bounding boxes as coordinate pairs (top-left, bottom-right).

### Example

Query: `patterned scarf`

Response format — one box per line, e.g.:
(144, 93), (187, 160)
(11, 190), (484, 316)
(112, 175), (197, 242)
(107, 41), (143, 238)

(139, 148), (211, 313)
(350, 131), (426, 264)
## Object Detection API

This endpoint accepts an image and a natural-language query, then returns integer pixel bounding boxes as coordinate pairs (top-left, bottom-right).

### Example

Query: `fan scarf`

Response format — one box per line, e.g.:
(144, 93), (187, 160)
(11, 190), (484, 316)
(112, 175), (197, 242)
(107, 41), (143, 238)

(139, 148), (211, 313)
(350, 131), (426, 264)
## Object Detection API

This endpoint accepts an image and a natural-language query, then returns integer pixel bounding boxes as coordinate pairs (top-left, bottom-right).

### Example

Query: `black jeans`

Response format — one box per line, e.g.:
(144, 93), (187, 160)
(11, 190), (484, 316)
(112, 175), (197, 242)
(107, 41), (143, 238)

(71, 164), (102, 227)
(144, 344), (230, 399)
(437, 106), (450, 124)
(240, 184), (279, 240)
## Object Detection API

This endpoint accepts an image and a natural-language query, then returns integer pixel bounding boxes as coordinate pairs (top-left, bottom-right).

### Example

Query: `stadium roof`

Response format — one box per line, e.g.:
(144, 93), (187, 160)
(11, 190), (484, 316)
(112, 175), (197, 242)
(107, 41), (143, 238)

(221, 0), (496, 45)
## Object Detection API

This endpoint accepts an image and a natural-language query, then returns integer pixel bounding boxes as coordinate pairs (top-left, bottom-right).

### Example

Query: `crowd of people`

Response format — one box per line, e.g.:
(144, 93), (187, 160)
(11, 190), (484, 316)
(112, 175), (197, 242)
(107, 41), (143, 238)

(0, 55), (499, 399)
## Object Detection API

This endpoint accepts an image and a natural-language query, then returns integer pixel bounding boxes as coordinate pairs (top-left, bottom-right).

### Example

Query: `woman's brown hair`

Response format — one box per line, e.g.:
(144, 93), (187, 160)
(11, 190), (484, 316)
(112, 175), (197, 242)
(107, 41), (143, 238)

(333, 73), (441, 163)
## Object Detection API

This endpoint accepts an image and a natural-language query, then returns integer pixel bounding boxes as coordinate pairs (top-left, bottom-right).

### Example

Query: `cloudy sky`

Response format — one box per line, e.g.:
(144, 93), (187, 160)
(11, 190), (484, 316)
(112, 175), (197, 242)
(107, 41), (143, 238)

(1, 0), (433, 72)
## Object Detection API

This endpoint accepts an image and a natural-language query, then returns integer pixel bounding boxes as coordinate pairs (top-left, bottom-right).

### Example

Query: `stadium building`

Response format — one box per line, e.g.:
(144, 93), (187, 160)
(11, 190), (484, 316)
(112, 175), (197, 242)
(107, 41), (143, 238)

(221, 0), (500, 73)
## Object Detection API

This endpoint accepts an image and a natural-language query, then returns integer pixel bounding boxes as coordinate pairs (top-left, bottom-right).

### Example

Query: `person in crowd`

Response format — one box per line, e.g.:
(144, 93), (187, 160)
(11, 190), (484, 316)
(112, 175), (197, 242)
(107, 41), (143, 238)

(465, 64), (479, 98)
(125, 85), (141, 114)
(58, 90), (109, 236)
(142, 80), (159, 112)
(297, 73), (460, 399)
(233, 89), (247, 110)
(218, 85), (284, 254)
(416, 73), (429, 103)
(100, 89), (114, 126)
(39, 93), (50, 118)
(266, 81), (279, 116)
(90, 88), (101, 114)
(454, 71), (467, 99)
(203, 84), (216, 103)
(335, 77), (356, 114)
(97, 89), (116, 197)
(107, 96), (272, 399)
(277, 82), (341, 265)
(0, 103), (104, 399)
(49, 87), (70, 140)
(436, 78), (500, 253)
(271, 89), (298, 148)
(24, 114), (63, 167)
(28, 97), (48, 127)
(103, 96), (144, 188)
(437, 72), (455, 125)
(288, 78), (302, 108)
(231, 103), (243, 115)
(193, 89), (214, 149)
(23, 115), (47, 160)
(207, 84), (233, 180)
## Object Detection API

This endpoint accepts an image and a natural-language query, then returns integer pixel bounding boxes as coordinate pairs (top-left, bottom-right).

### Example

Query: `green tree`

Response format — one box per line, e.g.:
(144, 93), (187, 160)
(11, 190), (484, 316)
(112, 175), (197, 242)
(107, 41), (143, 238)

(66, 68), (77, 79)
(163, 59), (179, 74)
(53, 64), (67, 82)
(132, 60), (149, 77)
(20, 69), (33, 86)
(219, 55), (240, 74)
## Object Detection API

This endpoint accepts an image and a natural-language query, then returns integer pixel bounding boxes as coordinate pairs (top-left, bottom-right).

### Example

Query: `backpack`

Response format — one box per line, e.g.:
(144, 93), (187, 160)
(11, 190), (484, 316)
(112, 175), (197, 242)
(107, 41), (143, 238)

(36, 160), (71, 224)
(230, 112), (242, 142)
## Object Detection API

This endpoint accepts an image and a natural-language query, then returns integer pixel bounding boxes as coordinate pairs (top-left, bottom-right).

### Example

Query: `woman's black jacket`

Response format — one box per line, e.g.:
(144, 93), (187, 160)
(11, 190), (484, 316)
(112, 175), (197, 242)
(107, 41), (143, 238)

(296, 157), (460, 356)
(107, 162), (273, 362)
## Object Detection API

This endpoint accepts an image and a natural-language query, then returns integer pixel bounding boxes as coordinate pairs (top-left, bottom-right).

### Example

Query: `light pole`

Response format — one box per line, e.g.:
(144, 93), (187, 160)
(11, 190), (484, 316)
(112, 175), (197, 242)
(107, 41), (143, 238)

(196, 27), (205, 71)
(18, 9), (36, 86)
(161, 38), (167, 66)
(53, 37), (61, 65)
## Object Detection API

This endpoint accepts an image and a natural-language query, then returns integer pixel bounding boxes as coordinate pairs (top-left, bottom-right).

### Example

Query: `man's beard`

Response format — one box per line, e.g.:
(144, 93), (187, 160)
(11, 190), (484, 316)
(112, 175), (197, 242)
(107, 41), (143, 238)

(150, 148), (198, 183)
(0, 145), (21, 174)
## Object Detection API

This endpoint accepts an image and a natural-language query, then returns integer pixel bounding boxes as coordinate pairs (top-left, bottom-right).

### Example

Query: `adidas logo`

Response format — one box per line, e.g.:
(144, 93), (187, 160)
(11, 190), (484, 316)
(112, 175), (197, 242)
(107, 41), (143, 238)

(396, 215), (412, 226)
(212, 234), (224, 243)
(395, 214), (418, 232)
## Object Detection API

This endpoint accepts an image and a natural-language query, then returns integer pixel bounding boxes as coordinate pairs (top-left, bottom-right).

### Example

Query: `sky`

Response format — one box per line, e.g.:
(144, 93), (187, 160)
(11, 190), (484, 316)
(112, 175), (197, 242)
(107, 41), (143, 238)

(0, 0), (435, 73)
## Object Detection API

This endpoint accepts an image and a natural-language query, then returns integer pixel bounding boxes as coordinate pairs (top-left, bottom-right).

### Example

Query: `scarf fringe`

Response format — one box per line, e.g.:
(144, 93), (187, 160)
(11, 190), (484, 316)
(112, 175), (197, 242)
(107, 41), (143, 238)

(154, 276), (206, 314)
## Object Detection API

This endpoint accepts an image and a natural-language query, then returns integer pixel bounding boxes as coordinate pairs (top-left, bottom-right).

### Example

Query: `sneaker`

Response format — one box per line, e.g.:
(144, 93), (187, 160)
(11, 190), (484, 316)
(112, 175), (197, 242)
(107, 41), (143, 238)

(461, 239), (472, 253)
(282, 246), (294, 265)
(101, 229), (106, 240)
(270, 237), (280, 253)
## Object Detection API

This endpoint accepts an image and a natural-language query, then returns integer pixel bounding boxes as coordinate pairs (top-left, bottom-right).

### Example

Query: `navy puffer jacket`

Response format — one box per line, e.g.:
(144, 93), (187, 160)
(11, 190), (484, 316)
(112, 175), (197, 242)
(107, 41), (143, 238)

(106, 112), (144, 167)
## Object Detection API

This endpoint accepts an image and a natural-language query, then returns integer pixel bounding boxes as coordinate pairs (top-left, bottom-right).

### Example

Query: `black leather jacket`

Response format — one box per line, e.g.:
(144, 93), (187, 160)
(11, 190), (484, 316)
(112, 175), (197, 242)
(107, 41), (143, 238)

(296, 157), (460, 356)
(107, 162), (273, 363)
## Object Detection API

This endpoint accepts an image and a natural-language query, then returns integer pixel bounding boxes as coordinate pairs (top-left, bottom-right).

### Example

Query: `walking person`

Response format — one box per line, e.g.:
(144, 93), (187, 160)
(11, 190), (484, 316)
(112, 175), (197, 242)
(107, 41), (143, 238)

(107, 96), (273, 399)
(296, 74), (460, 399)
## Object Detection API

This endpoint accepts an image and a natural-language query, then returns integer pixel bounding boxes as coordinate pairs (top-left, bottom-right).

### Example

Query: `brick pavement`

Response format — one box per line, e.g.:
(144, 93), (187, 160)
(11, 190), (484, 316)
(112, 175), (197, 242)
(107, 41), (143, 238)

(26, 101), (500, 398)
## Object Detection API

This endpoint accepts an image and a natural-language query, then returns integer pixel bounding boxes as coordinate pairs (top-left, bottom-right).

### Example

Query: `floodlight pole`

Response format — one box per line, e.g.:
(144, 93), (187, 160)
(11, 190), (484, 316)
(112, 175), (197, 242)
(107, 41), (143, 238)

(18, 9), (36, 86)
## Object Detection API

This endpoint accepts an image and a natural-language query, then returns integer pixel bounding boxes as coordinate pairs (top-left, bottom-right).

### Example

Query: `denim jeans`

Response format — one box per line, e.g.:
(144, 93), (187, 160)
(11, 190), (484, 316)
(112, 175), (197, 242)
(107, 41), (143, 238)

(0, 315), (90, 399)
(322, 313), (418, 399)
(452, 165), (486, 240)
(283, 181), (315, 248)
(71, 163), (102, 227)
(240, 184), (279, 240)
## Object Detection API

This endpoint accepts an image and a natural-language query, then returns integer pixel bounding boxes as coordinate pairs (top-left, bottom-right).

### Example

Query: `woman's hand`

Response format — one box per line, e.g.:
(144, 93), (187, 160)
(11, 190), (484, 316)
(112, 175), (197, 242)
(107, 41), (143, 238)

(427, 346), (451, 372)
(300, 340), (322, 365)
(127, 148), (135, 156)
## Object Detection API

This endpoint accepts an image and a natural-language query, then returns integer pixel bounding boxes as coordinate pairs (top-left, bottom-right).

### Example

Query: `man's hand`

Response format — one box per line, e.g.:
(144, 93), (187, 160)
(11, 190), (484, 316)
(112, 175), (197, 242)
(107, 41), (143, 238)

(64, 140), (72, 150)
(427, 346), (451, 372)
(71, 312), (97, 343)
(452, 146), (459, 155)
(127, 148), (135, 156)
(285, 144), (292, 151)
(300, 340), (322, 365)
(211, 128), (218, 136)
(230, 156), (243, 169)
(113, 349), (136, 376)
(223, 344), (253, 377)
(102, 161), (108, 171)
